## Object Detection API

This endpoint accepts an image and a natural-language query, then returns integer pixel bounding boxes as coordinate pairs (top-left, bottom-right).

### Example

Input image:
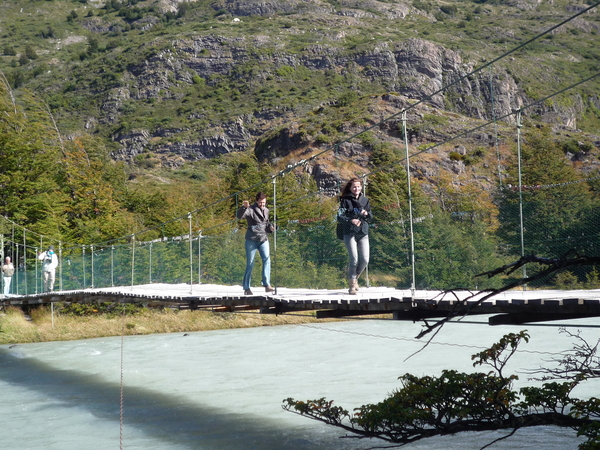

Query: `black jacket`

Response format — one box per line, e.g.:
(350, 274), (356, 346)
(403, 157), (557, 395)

(337, 194), (372, 239)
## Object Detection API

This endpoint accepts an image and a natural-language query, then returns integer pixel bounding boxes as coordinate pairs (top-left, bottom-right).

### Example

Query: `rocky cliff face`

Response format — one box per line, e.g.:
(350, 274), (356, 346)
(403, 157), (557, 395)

(73, 0), (594, 179)
(108, 34), (537, 164)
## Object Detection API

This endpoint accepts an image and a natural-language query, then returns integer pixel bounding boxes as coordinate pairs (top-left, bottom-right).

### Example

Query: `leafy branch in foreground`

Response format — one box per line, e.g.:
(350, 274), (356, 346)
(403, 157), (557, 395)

(283, 331), (600, 449)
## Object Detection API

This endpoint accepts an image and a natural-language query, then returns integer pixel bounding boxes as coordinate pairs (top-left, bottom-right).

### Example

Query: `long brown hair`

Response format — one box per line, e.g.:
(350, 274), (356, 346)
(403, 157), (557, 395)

(340, 178), (362, 197)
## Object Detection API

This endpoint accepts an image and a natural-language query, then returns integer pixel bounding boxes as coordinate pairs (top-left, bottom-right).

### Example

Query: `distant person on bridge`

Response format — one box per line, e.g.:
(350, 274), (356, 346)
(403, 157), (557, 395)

(38, 245), (59, 292)
(236, 191), (275, 295)
(338, 178), (372, 295)
(1, 256), (15, 297)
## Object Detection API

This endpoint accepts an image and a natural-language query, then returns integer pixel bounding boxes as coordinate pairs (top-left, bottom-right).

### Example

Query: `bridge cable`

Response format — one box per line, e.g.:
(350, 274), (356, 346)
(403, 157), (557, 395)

(119, 298), (126, 449)
(2, 3), (599, 250)
(295, 323), (597, 357)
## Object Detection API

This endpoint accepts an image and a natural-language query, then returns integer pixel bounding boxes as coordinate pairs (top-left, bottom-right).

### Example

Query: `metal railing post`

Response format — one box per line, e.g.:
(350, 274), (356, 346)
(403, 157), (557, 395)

(516, 109), (527, 285)
(402, 110), (417, 297)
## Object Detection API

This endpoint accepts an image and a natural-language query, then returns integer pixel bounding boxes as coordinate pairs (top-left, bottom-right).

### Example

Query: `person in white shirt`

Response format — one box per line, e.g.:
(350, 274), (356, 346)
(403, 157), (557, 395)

(38, 245), (59, 292)
(1, 256), (15, 297)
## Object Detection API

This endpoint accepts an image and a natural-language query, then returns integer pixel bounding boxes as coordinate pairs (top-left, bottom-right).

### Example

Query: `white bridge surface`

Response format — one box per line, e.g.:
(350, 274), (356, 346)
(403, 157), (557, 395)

(4, 283), (600, 324)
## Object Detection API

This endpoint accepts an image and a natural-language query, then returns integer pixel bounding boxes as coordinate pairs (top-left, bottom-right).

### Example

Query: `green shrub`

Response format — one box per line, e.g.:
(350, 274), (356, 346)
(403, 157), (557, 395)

(554, 271), (582, 289)
(3, 45), (16, 56)
(56, 301), (149, 317)
(448, 151), (463, 161)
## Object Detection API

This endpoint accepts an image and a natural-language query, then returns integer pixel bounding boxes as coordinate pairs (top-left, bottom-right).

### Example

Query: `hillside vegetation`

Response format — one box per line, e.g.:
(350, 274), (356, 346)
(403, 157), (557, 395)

(0, 0), (599, 290)
(2, 0), (599, 157)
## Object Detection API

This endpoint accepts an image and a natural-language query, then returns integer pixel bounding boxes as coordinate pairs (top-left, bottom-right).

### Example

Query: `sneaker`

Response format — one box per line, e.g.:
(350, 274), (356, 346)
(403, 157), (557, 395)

(265, 285), (275, 293)
(244, 289), (253, 295)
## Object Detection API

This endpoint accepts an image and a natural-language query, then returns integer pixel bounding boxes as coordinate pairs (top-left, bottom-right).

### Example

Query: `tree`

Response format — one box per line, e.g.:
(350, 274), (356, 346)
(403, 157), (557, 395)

(18, 54), (29, 66)
(24, 45), (38, 60)
(366, 143), (430, 282)
(3, 45), (16, 56)
(0, 72), (137, 244)
(0, 78), (66, 230)
(497, 127), (596, 258)
(283, 254), (600, 449)
(283, 330), (599, 448)
(58, 135), (136, 243)
(411, 209), (505, 290)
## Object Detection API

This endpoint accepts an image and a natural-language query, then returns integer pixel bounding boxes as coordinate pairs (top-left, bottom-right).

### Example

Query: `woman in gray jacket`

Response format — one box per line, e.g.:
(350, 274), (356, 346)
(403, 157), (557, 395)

(236, 192), (275, 295)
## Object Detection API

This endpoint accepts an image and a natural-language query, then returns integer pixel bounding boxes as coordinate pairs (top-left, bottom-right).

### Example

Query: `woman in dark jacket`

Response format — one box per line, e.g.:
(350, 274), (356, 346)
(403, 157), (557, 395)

(236, 191), (275, 295)
(337, 178), (372, 294)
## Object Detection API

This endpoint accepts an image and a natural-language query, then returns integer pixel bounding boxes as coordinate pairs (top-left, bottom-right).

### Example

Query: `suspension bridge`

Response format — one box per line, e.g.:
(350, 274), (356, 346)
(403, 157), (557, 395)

(1, 4), (599, 328)
(2, 282), (600, 325)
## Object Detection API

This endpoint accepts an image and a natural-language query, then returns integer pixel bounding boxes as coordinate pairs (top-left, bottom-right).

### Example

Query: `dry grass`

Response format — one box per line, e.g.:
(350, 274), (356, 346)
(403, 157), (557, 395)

(0, 306), (337, 345)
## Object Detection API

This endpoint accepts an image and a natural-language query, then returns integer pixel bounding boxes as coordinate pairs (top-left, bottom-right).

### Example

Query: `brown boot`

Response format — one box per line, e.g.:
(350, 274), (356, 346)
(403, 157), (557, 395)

(354, 278), (359, 292)
(348, 278), (357, 295)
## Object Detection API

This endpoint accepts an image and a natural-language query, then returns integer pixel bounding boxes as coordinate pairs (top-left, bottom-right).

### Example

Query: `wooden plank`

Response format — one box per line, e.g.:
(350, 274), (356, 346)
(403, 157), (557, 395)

(489, 312), (599, 325)
(316, 309), (391, 319)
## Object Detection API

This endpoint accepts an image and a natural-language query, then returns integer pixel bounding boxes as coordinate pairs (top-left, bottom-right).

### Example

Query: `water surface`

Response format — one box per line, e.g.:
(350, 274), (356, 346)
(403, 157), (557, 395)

(1, 317), (597, 449)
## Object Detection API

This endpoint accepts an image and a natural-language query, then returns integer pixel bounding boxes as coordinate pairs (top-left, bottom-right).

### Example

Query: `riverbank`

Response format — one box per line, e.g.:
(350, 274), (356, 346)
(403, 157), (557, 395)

(0, 306), (334, 345)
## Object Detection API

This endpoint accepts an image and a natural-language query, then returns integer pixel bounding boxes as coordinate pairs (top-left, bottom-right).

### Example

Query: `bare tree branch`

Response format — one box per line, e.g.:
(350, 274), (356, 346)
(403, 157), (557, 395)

(415, 253), (600, 340)
(527, 328), (600, 381)
(479, 427), (519, 450)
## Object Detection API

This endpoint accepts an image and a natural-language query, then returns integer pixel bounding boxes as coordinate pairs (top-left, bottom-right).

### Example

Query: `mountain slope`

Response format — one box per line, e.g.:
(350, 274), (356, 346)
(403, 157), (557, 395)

(1, 0), (599, 177)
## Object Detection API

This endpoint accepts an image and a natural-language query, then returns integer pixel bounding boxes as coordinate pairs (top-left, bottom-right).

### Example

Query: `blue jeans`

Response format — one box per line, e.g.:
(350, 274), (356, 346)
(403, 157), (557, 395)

(343, 234), (369, 280)
(243, 239), (271, 290)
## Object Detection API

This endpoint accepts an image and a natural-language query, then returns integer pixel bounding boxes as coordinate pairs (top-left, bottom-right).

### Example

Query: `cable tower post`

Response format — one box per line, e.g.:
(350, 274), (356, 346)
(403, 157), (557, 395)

(402, 110), (417, 298)
(16, 229), (20, 296)
(198, 230), (202, 285)
(23, 233), (27, 295)
(516, 109), (527, 285)
(111, 245), (115, 287)
(58, 242), (62, 292)
(130, 235), (135, 291)
(82, 245), (87, 289)
(91, 245), (95, 289)
(272, 175), (278, 295)
(362, 174), (370, 288)
(34, 246), (39, 294)
(149, 242), (153, 284)
(188, 212), (193, 295)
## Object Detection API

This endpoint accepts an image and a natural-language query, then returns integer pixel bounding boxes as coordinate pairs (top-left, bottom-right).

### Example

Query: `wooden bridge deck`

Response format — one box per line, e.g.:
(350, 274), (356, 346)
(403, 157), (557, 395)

(2, 283), (600, 325)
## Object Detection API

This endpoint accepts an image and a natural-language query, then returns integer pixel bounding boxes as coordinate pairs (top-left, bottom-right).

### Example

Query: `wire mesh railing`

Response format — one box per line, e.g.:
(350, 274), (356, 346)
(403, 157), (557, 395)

(2, 183), (599, 296)
(1, 3), (599, 297)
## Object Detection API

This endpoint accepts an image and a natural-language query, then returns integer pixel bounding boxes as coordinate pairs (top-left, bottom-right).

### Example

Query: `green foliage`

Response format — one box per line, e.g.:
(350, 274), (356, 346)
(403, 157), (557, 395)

(3, 45), (17, 56)
(336, 91), (358, 107)
(55, 300), (149, 317)
(283, 331), (599, 448)
(448, 150), (462, 161)
(191, 74), (205, 86)
(498, 128), (599, 267)
(554, 270), (582, 289)
(25, 45), (38, 60)
(413, 215), (503, 289)
(0, 0), (597, 294)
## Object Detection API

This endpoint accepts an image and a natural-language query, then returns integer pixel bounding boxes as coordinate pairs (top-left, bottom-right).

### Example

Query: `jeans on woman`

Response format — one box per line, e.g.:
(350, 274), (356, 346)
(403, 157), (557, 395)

(243, 239), (271, 290)
(343, 234), (369, 280)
